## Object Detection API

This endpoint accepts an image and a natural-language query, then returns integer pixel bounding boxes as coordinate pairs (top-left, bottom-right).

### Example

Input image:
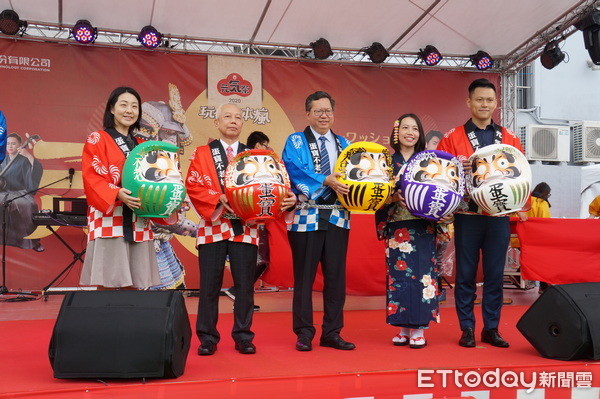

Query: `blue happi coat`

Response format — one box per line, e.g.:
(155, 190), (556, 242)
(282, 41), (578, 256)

(282, 127), (351, 232)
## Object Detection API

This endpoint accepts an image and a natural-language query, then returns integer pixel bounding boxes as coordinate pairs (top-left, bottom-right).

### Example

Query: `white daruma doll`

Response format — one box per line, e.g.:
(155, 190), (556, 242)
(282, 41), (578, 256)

(467, 144), (532, 216)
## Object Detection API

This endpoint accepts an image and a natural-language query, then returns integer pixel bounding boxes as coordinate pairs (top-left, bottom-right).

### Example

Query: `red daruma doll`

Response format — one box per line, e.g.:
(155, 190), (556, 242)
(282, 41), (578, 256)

(224, 149), (292, 223)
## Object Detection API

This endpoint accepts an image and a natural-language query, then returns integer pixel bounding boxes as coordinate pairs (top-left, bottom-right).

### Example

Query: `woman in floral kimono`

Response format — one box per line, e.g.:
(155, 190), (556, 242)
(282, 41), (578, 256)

(375, 114), (448, 348)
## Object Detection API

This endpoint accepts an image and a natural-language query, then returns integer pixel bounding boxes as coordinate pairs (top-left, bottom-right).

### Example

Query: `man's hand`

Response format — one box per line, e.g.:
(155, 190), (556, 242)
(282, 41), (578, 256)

(219, 194), (235, 213)
(117, 188), (141, 209)
(324, 173), (349, 195)
(461, 158), (471, 176)
(516, 211), (528, 222)
(280, 190), (297, 211)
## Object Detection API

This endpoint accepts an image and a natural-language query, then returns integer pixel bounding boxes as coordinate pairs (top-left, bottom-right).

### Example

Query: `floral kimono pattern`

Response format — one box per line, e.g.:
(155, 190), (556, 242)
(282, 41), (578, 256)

(385, 219), (440, 328)
(376, 152), (440, 329)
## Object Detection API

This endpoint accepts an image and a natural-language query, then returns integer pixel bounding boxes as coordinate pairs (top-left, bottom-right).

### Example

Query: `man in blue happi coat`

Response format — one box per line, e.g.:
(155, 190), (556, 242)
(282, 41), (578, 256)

(282, 91), (355, 352)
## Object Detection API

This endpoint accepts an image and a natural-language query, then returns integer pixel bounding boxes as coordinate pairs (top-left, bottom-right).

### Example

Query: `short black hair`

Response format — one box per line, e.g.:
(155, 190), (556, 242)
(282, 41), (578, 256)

(103, 86), (142, 134)
(468, 78), (497, 96)
(425, 130), (443, 143)
(7, 133), (21, 144)
(391, 113), (426, 154)
(305, 91), (335, 112)
(247, 131), (270, 149)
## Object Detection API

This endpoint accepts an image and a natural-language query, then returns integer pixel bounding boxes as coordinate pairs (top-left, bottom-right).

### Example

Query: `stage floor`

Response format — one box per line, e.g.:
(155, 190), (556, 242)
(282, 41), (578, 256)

(0, 288), (599, 398)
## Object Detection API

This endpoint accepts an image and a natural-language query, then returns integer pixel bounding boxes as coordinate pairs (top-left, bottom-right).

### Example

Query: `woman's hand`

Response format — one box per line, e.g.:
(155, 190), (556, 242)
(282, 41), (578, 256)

(117, 188), (141, 209)
(392, 190), (407, 208)
(439, 214), (454, 224)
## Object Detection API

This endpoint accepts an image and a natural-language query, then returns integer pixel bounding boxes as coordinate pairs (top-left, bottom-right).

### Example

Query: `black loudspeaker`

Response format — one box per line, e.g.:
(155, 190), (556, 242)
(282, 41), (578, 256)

(49, 290), (192, 379)
(517, 283), (600, 360)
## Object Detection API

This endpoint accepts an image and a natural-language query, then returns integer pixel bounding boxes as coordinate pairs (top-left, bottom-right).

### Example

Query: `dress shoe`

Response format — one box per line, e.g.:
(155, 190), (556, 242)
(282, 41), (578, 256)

(481, 328), (510, 348)
(458, 328), (476, 348)
(295, 337), (312, 351)
(197, 343), (217, 356)
(235, 340), (256, 354)
(319, 335), (356, 350)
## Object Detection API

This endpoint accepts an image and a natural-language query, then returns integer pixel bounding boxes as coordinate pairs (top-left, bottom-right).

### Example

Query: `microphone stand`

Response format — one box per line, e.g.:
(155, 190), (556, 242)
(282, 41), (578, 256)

(0, 172), (72, 301)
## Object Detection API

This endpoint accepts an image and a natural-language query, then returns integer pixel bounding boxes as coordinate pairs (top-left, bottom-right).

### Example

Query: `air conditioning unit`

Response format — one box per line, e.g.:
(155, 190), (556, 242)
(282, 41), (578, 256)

(572, 121), (600, 163)
(519, 124), (570, 162)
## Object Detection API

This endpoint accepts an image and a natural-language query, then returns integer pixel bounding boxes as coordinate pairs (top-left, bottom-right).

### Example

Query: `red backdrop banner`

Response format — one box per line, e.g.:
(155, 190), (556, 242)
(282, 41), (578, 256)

(516, 218), (600, 284)
(0, 38), (498, 292)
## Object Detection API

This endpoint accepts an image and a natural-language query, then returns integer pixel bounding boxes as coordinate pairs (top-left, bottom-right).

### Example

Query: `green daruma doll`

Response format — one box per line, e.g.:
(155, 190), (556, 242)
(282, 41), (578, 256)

(122, 140), (186, 218)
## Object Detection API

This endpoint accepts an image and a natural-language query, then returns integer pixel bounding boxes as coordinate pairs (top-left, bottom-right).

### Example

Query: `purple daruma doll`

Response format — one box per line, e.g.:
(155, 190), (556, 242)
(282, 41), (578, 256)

(400, 150), (465, 221)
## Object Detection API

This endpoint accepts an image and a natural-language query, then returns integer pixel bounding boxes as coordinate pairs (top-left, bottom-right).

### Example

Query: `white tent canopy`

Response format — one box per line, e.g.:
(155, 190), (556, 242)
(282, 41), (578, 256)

(1, 0), (597, 71)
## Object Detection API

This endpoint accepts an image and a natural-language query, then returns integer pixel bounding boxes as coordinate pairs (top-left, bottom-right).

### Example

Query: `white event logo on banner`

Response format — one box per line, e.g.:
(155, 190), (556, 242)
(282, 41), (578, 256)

(207, 55), (262, 108)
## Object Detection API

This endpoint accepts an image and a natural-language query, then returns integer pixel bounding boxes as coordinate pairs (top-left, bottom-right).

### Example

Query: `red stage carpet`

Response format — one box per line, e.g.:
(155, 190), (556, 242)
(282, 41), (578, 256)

(0, 306), (598, 398)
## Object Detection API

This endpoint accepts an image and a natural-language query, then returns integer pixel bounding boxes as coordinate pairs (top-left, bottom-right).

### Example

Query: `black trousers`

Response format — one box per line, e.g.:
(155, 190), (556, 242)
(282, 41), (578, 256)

(196, 240), (257, 345)
(288, 224), (349, 341)
(454, 213), (510, 330)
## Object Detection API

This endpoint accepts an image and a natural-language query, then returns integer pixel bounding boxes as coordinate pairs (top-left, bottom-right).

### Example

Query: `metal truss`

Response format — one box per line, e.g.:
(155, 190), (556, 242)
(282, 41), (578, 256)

(501, 72), (518, 132)
(12, 0), (599, 75)
(500, 0), (599, 72)
(10, 21), (481, 71)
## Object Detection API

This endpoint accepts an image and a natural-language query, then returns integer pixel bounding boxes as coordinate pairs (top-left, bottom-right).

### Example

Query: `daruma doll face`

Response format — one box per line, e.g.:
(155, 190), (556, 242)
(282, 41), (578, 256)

(345, 151), (390, 183)
(470, 150), (521, 188)
(412, 156), (460, 192)
(231, 155), (286, 186)
(140, 150), (182, 183)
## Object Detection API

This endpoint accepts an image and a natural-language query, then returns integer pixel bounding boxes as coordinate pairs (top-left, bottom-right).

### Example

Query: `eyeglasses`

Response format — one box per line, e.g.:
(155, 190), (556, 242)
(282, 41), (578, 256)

(311, 109), (334, 117)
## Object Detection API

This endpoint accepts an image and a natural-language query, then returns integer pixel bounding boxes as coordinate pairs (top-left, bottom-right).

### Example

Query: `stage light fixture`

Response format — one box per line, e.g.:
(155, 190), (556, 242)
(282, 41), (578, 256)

(310, 38), (333, 60)
(469, 50), (494, 70)
(363, 42), (389, 64)
(418, 45), (442, 66)
(138, 25), (162, 49)
(574, 10), (600, 65)
(72, 19), (97, 44)
(0, 9), (27, 36)
(540, 40), (565, 70)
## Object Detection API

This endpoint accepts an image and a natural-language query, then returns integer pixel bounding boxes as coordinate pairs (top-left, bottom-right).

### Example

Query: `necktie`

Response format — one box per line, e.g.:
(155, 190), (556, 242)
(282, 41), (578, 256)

(226, 146), (234, 162)
(318, 136), (330, 175)
(319, 136), (333, 201)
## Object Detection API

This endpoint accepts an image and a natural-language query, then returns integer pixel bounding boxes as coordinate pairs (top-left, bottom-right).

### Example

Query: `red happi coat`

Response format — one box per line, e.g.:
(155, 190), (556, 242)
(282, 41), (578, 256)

(81, 130), (154, 242)
(437, 124), (524, 160)
(185, 145), (258, 246)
